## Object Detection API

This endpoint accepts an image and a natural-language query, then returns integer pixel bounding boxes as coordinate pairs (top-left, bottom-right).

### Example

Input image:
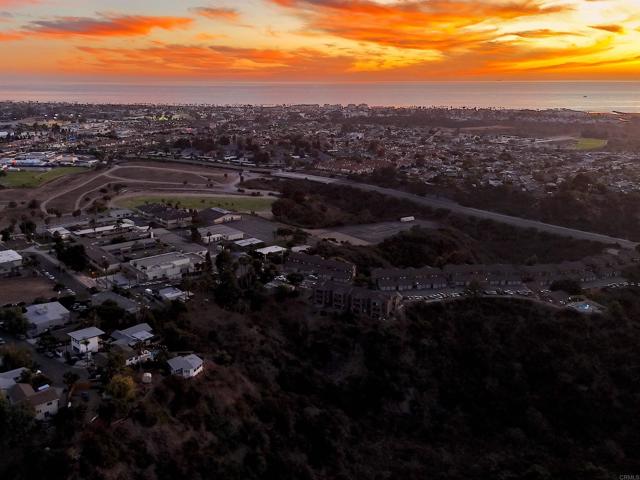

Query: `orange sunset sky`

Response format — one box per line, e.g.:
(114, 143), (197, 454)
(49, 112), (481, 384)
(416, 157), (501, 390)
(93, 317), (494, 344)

(1, 0), (639, 81)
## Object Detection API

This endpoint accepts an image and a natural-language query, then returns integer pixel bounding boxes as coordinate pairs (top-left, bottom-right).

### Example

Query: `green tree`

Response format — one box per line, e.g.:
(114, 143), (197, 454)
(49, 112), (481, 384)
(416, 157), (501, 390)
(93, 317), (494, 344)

(550, 278), (582, 296)
(105, 350), (126, 380)
(0, 345), (34, 371)
(464, 279), (484, 298)
(0, 396), (34, 448)
(214, 270), (241, 309)
(0, 308), (29, 334)
(94, 300), (127, 331)
(63, 371), (80, 391)
(215, 249), (233, 273)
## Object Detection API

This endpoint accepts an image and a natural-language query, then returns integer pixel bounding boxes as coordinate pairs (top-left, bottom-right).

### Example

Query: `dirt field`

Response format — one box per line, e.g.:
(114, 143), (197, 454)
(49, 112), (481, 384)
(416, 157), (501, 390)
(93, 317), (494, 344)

(114, 193), (275, 212)
(0, 276), (57, 305)
(123, 161), (237, 184)
(110, 167), (211, 185)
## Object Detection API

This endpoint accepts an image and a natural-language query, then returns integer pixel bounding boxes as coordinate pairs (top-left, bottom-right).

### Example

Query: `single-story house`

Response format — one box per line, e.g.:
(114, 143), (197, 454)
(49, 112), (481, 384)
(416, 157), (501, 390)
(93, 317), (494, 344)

(95, 343), (152, 367)
(0, 249), (23, 277)
(111, 323), (154, 346)
(91, 291), (140, 314)
(158, 287), (190, 302)
(0, 367), (28, 394)
(167, 354), (204, 379)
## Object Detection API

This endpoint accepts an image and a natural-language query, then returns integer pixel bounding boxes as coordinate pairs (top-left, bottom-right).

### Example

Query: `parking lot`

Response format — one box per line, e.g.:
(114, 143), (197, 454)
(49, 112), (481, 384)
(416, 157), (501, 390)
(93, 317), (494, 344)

(331, 220), (438, 244)
(234, 216), (290, 243)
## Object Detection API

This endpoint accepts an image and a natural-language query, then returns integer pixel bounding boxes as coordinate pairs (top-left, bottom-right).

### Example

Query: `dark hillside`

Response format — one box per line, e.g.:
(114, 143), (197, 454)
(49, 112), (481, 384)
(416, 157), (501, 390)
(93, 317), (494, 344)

(269, 180), (610, 264)
(10, 296), (633, 480)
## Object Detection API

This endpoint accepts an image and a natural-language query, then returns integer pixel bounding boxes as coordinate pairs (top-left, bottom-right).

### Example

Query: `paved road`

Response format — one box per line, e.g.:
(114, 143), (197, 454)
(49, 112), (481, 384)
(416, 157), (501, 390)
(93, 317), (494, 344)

(273, 172), (638, 249)
(4, 335), (88, 387)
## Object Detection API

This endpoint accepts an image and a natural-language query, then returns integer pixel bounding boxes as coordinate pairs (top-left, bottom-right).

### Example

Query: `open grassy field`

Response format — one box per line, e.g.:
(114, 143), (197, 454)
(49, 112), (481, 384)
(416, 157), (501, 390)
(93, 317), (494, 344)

(116, 194), (276, 212)
(0, 167), (89, 188)
(574, 137), (608, 150)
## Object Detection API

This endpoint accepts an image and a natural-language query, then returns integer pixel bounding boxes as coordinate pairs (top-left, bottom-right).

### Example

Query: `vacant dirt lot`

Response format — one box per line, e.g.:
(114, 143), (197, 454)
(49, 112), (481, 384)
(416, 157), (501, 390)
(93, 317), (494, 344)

(0, 276), (56, 305)
(110, 167), (210, 185)
(123, 161), (236, 184)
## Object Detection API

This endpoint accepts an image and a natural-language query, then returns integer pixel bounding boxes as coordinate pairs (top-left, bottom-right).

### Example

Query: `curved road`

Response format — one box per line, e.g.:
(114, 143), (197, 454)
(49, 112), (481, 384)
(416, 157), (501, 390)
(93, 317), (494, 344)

(40, 164), (236, 214)
(273, 172), (638, 249)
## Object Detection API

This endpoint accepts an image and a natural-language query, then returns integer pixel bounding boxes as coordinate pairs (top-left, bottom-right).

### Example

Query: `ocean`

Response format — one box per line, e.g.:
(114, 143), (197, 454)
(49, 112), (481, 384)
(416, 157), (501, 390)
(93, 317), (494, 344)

(0, 81), (639, 112)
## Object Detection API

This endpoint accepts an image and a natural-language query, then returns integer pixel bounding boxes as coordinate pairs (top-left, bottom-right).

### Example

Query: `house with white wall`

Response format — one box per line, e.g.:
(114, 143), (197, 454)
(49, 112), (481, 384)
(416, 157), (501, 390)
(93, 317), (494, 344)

(167, 354), (204, 379)
(8, 384), (59, 420)
(68, 327), (105, 354)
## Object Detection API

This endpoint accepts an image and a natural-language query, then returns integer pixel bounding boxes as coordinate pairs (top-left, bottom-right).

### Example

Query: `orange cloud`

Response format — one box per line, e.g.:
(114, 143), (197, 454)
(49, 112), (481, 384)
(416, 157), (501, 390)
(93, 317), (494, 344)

(0, 0), (38, 6)
(72, 43), (354, 79)
(0, 30), (21, 40)
(25, 14), (192, 37)
(191, 7), (240, 22)
(270, 0), (571, 50)
(590, 24), (624, 34)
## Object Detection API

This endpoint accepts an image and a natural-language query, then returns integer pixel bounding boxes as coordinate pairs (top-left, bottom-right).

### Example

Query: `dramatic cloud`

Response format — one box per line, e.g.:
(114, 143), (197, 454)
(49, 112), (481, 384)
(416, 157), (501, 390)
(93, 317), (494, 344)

(73, 43), (354, 79)
(25, 14), (192, 37)
(2, 0), (639, 80)
(269, 0), (572, 50)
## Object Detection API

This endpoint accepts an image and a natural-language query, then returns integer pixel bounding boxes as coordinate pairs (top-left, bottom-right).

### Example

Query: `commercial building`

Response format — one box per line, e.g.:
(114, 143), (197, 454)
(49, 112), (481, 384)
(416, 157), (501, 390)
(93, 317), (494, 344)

(198, 207), (242, 225)
(197, 225), (244, 243)
(137, 204), (192, 229)
(24, 302), (70, 337)
(129, 252), (204, 281)
(234, 237), (265, 251)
